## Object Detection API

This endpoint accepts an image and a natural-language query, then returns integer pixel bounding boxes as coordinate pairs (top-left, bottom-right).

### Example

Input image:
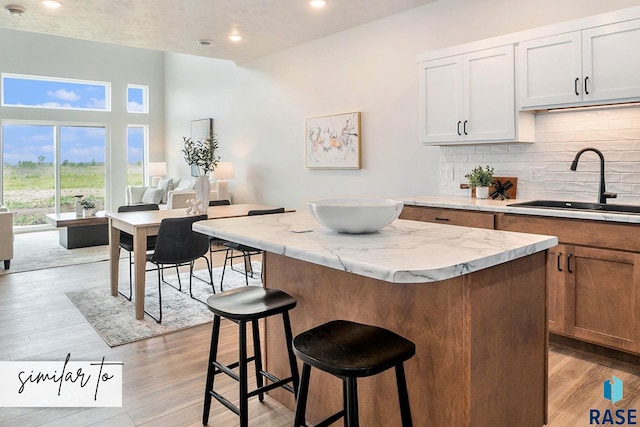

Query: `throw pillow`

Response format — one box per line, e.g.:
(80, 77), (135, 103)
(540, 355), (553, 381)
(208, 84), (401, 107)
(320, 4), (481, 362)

(141, 187), (163, 205)
(157, 178), (174, 204)
(174, 177), (197, 191)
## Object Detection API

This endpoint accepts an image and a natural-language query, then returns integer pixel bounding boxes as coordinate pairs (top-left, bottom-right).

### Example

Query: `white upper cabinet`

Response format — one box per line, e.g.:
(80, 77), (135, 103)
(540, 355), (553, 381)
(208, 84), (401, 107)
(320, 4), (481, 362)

(518, 19), (640, 109)
(420, 45), (531, 145)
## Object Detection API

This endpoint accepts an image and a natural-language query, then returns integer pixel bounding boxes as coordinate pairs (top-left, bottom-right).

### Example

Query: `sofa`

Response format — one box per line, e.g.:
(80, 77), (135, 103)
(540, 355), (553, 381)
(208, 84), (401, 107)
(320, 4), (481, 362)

(0, 207), (14, 269)
(126, 177), (221, 209)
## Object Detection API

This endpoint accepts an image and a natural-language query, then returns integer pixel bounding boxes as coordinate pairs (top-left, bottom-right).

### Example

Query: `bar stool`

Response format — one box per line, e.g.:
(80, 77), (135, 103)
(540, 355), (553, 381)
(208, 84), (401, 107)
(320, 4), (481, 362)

(292, 320), (415, 427)
(202, 286), (299, 427)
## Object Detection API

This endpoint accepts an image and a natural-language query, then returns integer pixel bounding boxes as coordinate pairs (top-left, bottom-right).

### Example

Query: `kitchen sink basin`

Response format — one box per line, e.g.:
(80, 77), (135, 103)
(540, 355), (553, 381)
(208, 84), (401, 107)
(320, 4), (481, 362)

(507, 200), (640, 214)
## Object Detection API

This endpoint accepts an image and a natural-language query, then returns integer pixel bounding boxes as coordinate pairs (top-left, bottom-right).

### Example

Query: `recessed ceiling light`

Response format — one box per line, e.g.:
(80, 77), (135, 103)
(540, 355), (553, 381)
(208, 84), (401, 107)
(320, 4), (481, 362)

(229, 34), (242, 42)
(5, 5), (26, 16)
(197, 40), (213, 46)
(309, 0), (327, 8)
(42, 0), (62, 8)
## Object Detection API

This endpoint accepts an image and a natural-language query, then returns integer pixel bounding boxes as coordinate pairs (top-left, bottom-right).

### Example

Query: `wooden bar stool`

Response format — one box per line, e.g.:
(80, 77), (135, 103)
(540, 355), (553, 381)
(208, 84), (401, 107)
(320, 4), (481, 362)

(202, 286), (299, 427)
(292, 320), (415, 427)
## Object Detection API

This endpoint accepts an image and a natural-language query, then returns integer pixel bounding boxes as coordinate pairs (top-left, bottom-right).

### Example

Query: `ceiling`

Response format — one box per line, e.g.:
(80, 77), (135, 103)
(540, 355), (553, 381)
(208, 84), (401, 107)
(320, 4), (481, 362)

(0, 0), (437, 63)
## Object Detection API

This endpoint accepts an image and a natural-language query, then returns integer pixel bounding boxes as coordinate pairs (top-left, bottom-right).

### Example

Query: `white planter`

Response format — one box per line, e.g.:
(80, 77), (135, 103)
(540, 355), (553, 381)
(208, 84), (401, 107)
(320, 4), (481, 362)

(82, 208), (95, 217)
(475, 186), (490, 199)
(194, 175), (211, 214)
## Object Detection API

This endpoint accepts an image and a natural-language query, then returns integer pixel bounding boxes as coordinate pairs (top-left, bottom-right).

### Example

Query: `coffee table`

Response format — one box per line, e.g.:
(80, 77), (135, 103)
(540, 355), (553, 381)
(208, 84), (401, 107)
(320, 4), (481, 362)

(45, 211), (109, 249)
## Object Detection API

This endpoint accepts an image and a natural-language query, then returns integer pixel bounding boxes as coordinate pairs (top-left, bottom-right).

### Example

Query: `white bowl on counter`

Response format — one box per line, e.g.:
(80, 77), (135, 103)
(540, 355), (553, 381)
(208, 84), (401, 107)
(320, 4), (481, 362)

(307, 198), (404, 234)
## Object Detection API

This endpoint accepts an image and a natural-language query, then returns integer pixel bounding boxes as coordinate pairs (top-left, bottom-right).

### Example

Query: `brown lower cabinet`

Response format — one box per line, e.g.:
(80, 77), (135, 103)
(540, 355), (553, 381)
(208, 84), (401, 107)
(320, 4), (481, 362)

(401, 205), (640, 355)
(497, 213), (640, 354)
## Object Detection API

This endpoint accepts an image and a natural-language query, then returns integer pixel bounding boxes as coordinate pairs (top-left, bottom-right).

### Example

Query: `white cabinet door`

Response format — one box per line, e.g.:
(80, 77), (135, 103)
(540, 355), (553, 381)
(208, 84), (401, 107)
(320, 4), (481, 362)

(518, 19), (640, 109)
(517, 32), (582, 108)
(464, 46), (515, 141)
(419, 56), (463, 143)
(583, 20), (640, 102)
(420, 45), (517, 144)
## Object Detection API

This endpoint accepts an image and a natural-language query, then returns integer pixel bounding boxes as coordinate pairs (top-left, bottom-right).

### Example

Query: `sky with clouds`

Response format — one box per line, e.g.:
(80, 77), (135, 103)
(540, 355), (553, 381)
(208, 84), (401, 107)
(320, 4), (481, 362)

(2, 76), (145, 165)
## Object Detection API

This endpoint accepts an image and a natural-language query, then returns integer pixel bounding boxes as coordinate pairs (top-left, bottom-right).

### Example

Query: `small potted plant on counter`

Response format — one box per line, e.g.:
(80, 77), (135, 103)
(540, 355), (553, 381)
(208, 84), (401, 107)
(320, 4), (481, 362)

(79, 197), (96, 217)
(465, 165), (494, 199)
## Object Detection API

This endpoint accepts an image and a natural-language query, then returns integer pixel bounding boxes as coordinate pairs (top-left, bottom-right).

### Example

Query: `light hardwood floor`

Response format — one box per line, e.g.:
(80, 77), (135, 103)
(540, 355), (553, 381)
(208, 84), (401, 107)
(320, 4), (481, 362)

(1, 254), (640, 426)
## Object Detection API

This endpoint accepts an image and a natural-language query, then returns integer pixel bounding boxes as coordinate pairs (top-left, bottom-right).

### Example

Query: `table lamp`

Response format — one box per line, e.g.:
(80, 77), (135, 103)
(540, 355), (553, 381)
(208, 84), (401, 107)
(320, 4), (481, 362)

(148, 162), (167, 186)
(213, 162), (235, 202)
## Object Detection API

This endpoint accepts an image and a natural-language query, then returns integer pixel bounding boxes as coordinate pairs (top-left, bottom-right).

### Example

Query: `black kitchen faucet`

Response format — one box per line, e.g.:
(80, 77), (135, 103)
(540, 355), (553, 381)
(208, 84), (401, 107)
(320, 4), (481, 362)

(570, 147), (617, 204)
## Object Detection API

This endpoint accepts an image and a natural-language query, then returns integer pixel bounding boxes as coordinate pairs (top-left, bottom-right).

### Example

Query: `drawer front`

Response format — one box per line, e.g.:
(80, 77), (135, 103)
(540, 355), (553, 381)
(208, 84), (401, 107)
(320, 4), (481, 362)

(400, 206), (495, 229)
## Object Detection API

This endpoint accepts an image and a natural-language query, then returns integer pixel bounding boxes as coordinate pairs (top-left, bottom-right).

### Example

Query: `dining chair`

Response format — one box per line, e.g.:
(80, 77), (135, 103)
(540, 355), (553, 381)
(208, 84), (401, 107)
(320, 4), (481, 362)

(117, 203), (160, 301)
(220, 207), (285, 290)
(208, 199), (231, 264)
(145, 214), (213, 323)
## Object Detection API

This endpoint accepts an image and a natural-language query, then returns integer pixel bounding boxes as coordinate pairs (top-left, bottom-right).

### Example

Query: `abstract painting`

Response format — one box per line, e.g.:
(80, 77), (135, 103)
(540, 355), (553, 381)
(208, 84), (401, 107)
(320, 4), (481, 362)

(305, 112), (361, 169)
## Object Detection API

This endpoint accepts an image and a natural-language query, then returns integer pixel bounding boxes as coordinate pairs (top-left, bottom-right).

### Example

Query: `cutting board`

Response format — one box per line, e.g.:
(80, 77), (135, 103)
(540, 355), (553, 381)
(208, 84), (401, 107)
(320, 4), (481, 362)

(461, 176), (518, 200)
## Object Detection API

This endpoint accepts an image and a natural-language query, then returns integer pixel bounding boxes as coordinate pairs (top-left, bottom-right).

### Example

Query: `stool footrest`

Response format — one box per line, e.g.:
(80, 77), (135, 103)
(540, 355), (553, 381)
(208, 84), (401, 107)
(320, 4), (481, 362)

(260, 370), (295, 394)
(314, 410), (346, 427)
(247, 373), (295, 398)
(209, 390), (241, 416)
(212, 356), (257, 382)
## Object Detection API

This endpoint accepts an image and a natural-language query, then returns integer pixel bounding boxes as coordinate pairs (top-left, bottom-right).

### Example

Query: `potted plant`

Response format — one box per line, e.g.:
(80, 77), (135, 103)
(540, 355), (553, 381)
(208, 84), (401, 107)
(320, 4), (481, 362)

(181, 131), (220, 213)
(79, 197), (96, 217)
(464, 165), (494, 199)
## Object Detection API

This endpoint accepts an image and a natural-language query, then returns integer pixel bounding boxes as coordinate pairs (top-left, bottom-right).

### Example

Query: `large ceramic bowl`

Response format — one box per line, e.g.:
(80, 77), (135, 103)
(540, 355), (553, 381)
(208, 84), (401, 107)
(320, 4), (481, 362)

(307, 198), (404, 234)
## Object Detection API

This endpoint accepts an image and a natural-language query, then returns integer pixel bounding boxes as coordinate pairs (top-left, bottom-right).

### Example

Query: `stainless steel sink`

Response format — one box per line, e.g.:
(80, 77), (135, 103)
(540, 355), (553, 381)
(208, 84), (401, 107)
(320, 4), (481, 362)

(507, 200), (640, 214)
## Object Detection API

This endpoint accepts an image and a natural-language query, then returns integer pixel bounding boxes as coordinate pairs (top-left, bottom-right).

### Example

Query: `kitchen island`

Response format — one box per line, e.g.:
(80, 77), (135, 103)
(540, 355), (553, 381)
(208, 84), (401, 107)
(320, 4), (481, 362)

(194, 211), (557, 426)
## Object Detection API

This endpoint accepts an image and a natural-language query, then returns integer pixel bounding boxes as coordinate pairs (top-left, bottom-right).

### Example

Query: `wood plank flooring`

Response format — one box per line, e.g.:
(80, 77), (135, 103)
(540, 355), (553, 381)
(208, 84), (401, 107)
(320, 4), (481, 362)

(0, 252), (640, 426)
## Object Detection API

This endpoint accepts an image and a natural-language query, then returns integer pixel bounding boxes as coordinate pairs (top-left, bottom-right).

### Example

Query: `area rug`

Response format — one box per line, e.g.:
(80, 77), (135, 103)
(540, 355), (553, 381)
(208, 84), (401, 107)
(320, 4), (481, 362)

(66, 262), (262, 347)
(2, 229), (121, 275)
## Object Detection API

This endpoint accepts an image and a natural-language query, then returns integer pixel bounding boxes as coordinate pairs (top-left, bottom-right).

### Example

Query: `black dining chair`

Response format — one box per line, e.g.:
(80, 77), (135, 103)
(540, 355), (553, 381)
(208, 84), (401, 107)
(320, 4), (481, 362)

(117, 203), (160, 301)
(208, 199), (231, 264)
(220, 207), (285, 290)
(144, 214), (214, 323)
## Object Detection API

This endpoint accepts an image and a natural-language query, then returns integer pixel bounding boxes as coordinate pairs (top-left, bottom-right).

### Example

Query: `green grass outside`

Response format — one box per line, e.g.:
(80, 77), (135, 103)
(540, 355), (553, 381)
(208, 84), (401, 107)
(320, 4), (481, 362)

(3, 163), (142, 226)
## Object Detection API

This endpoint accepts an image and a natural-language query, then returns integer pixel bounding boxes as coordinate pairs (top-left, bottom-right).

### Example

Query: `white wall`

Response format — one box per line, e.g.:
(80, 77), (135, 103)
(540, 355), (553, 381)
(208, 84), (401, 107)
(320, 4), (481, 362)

(0, 29), (165, 210)
(164, 0), (640, 210)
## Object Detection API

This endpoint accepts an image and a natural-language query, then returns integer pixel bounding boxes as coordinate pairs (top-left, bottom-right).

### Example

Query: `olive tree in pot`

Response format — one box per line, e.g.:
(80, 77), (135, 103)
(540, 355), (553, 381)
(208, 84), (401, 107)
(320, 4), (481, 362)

(465, 165), (494, 199)
(181, 131), (220, 214)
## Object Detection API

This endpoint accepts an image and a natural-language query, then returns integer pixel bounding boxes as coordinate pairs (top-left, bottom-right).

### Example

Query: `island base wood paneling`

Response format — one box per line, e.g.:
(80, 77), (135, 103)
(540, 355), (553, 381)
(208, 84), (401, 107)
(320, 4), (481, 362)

(262, 251), (548, 427)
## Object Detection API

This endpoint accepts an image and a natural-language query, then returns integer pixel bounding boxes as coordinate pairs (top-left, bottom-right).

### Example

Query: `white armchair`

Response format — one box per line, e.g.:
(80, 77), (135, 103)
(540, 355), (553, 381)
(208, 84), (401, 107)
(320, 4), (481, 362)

(0, 208), (14, 270)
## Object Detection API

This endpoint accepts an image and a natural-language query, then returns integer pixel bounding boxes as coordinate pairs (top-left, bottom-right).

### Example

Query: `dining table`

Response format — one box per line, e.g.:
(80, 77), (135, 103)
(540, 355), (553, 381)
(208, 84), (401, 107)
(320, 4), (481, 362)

(106, 203), (287, 320)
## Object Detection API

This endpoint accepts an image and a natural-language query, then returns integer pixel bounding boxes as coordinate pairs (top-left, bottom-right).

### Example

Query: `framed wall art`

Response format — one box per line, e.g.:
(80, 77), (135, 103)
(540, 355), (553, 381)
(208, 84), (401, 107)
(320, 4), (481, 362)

(190, 118), (214, 176)
(305, 111), (361, 169)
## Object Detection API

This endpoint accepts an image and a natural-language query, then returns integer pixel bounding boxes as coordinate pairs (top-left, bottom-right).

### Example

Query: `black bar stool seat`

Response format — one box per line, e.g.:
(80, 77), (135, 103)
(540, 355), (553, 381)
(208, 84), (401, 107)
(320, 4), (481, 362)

(202, 286), (299, 427)
(293, 320), (415, 427)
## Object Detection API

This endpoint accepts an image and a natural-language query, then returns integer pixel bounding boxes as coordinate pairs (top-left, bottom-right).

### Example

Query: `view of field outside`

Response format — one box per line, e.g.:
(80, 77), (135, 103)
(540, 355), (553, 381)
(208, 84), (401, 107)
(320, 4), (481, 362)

(1, 76), (146, 226)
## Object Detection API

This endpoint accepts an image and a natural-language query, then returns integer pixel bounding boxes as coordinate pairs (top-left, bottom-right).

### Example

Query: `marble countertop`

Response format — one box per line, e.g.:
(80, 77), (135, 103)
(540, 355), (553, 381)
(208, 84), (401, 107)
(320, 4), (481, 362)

(193, 211), (557, 284)
(400, 195), (640, 224)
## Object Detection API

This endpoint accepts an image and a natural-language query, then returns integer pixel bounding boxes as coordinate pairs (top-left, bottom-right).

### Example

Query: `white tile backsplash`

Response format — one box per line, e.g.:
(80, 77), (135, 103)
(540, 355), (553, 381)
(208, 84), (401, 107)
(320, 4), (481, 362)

(439, 105), (640, 204)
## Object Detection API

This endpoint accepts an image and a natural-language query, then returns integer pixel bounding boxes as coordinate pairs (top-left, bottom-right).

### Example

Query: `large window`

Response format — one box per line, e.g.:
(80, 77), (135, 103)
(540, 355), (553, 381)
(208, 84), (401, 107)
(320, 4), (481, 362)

(2, 123), (106, 225)
(2, 73), (110, 111)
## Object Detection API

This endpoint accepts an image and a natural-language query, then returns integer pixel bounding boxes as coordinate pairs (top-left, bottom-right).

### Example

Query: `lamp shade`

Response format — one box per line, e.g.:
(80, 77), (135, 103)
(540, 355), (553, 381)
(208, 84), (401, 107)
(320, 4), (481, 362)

(148, 162), (167, 177)
(213, 162), (235, 180)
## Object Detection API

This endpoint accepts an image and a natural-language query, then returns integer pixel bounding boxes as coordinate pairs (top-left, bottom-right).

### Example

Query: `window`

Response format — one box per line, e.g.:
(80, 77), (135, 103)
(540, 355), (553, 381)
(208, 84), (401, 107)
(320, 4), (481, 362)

(1, 73), (110, 111)
(1, 123), (106, 225)
(127, 85), (148, 113)
(127, 126), (147, 186)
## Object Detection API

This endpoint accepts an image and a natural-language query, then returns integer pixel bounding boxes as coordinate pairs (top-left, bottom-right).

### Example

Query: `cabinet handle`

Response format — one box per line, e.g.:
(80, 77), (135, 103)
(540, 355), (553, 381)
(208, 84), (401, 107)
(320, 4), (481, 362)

(584, 76), (589, 95)
(557, 252), (563, 272)
(434, 217), (449, 221)
(574, 78), (580, 96)
(463, 120), (468, 135)
(567, 254), (573, 273)
(457, 121), (462, 136)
